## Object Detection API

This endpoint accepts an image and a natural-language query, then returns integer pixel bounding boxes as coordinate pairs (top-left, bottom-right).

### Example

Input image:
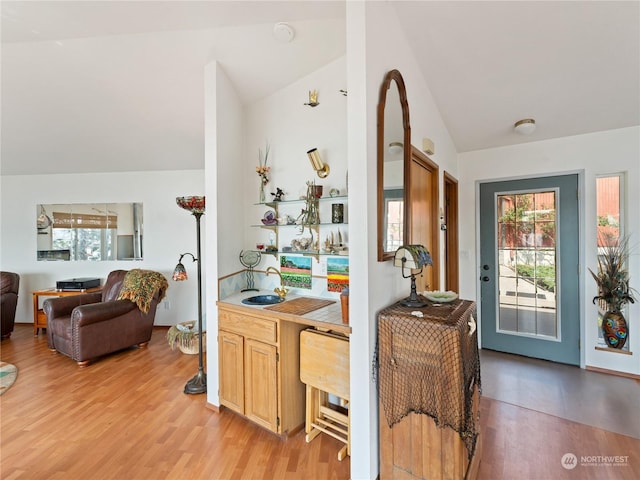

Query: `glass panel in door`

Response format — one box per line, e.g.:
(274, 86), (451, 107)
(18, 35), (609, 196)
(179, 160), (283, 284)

(497, 191), (558, 339)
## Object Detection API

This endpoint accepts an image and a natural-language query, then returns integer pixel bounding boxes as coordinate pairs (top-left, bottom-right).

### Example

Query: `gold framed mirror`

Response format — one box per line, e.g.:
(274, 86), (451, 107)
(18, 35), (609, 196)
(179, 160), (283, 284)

(377, 69), (411, 261)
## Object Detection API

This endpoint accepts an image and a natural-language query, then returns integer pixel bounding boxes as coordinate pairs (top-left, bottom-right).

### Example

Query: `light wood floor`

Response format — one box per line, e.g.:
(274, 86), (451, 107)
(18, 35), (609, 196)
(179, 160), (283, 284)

(2, 324), (639, 479)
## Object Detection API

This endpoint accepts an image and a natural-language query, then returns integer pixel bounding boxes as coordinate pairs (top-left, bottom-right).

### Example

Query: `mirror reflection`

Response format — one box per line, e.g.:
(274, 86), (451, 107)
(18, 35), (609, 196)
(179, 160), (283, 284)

(378, 69), (410, 261)
(383, 84), (404, 253)
(36, 203), (143, 261)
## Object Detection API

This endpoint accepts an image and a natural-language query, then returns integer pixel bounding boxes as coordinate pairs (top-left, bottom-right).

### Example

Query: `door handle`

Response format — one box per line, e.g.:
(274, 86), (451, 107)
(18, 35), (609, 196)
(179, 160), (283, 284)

(481, 276), (490, 282)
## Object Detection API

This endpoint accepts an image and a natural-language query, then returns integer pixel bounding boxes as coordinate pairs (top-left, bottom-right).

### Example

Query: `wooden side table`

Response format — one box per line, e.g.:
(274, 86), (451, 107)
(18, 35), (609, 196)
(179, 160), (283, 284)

(32, 287), (102, 336)
(377, 300), (481, 480)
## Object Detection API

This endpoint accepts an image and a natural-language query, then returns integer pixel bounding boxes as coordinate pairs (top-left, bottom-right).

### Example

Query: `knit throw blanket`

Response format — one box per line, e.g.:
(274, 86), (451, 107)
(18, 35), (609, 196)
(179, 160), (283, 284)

(117, 269), (168, 314)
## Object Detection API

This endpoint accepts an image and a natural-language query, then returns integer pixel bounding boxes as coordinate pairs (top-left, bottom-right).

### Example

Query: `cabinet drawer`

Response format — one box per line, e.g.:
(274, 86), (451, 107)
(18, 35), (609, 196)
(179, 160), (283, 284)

(219, 309), (277, 344)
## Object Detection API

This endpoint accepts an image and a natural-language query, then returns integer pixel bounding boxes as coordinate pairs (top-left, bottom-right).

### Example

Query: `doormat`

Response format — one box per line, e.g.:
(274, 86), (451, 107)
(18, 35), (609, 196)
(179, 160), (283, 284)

(0, 362), (18, 395)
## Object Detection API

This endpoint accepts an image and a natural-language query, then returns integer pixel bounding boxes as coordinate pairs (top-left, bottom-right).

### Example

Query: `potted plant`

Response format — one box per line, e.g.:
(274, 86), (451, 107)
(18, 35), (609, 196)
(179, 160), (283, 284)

(589, 233), (637, 348)
(166, 321), (206, 354)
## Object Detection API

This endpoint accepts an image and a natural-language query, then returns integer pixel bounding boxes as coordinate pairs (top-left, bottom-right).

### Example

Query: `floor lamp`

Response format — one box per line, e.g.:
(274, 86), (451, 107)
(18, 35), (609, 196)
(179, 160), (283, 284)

(174, 196), (206, 395)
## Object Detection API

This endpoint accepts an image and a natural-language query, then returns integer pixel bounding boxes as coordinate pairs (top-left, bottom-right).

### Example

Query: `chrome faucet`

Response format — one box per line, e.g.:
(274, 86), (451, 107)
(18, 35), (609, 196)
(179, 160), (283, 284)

(266, 266), (289, 300)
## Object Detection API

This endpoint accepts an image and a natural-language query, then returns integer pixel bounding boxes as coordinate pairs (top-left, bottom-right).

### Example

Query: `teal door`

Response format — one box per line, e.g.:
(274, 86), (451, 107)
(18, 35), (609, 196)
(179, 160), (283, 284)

(479, 175), (580, 365)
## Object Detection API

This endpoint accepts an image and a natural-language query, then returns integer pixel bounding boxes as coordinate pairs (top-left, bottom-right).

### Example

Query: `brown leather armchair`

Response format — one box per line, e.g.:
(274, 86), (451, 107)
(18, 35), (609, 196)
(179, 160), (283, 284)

(44, 269), (167, 366)
(1, 271), (20, 339)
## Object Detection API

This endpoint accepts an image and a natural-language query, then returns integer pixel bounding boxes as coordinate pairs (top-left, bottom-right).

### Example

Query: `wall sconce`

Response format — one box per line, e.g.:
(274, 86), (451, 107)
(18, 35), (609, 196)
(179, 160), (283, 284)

(304, 90), (319, 107)
(422, 138), (435, 155)
(388, 142), (403, 155)
(307, 148), (330, 178)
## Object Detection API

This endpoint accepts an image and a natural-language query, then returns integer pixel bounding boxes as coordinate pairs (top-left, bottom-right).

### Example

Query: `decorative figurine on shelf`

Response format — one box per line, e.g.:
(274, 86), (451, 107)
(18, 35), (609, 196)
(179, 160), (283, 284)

(261, 210), (278, 226)
(271, 187), (285, 202)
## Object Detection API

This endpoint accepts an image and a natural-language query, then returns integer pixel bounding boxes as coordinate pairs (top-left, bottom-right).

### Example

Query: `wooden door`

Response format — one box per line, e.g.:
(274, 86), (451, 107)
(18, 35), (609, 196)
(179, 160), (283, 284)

(218, 330), (244, 414)
(244, 339), (279, 432)
(408, 146), (439, 292)
(444, 172), (459, 292)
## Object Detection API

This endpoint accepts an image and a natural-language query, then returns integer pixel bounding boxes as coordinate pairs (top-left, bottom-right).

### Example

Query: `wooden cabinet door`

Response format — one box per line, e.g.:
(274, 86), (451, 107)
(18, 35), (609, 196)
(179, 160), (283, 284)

(219, 330), (244, 414)
(244, 339), (279, 433)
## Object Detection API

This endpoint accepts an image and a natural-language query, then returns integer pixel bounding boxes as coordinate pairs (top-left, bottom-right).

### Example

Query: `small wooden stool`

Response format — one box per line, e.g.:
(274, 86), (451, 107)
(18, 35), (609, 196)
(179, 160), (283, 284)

(300, 329), (350, 460)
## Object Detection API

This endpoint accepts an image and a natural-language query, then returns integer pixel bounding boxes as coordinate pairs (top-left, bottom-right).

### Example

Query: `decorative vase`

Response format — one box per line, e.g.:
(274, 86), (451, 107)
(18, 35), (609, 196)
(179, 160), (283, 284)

(601, 310), (627, 349)
(332, 203), (344, 223)
(259, 183), (266, 203)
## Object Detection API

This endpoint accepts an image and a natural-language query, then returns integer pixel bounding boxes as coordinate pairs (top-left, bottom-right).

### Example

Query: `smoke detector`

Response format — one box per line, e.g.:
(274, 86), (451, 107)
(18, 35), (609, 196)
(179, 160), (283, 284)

(273, 22), (295, 43)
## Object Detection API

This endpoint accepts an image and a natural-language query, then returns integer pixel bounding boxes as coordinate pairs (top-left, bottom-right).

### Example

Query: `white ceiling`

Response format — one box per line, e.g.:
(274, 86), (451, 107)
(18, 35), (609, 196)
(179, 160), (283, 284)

(395, 1), (640, 152)
(1, 1), (638, 175)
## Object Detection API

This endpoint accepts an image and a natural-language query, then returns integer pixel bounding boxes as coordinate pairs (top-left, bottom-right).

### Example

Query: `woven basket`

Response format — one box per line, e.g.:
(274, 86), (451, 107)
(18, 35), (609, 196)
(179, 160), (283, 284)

(178, 332), (206, 355)
(169, 321), (207, 355)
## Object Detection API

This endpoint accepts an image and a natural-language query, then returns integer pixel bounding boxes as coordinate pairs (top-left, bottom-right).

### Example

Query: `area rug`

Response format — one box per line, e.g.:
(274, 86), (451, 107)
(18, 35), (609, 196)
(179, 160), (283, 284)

(0, 361), (18, 395)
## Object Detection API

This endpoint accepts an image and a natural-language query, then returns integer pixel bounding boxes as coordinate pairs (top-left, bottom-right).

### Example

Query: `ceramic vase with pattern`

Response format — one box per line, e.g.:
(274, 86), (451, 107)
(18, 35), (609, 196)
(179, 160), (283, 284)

(602, 310), (627, 349)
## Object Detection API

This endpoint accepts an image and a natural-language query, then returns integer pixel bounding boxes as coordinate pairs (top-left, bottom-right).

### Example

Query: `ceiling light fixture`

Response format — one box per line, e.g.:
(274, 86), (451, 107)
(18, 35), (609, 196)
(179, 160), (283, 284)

(273, 22), (295, 43)
(388, 142), (403, 155)
(514, 118), (536, 135)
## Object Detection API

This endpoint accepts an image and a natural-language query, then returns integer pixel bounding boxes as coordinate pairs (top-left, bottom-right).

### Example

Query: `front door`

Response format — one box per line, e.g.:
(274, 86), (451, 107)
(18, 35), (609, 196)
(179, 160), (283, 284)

(479, 175), (580, 365)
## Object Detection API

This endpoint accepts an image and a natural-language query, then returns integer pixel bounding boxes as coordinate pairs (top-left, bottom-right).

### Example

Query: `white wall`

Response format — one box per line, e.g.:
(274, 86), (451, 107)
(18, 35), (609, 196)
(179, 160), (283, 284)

(458, 126), (640, 375)
(243, 55), (348, 278)
(204, 61), (246, 407)
(0, 170), (204, 327)
(345, 3), (461, 478)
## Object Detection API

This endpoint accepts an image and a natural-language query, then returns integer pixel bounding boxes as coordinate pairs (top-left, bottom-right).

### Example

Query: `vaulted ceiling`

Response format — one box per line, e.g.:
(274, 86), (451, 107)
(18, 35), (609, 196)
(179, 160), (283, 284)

(2, 1), (638, 175)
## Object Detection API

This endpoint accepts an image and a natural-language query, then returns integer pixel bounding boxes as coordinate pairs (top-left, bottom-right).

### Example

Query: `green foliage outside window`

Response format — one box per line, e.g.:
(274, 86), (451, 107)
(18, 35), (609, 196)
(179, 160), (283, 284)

(515, 264), (556, 292)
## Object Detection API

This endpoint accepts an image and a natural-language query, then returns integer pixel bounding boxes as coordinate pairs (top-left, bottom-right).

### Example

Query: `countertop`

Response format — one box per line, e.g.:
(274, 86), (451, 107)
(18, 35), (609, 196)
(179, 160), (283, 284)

(217, 290), (351, 335)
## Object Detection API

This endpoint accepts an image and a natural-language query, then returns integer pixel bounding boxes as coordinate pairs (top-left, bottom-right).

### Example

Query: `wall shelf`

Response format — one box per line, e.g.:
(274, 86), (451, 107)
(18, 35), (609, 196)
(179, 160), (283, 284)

(594, 345), (633, 355)
(253, 195), (348, 261)
(255, 195), (348, 207)
(252, 222), (348, 228)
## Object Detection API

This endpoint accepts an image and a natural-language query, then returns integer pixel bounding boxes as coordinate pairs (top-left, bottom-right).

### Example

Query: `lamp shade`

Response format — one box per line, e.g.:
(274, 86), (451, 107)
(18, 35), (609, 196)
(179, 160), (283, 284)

(394, 245), (432, 270)
(176, 196), (205, 214)
(172, 262), (188, 281)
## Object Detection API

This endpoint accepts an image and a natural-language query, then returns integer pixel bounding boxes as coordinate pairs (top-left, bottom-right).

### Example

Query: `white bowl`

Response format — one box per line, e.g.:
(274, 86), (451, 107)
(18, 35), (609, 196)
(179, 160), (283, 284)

(423, 290), (458, 303)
